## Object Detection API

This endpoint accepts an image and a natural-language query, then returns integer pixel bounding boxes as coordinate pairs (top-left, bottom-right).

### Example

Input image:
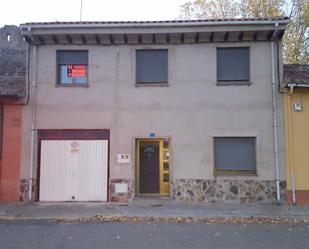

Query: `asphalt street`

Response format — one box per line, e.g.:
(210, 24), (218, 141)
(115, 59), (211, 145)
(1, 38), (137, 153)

(0, 221), (308, 249)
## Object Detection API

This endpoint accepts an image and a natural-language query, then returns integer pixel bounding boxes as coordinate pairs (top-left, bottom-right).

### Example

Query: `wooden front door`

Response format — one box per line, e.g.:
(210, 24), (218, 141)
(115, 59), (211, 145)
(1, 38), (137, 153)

(139, 141), (160, 194)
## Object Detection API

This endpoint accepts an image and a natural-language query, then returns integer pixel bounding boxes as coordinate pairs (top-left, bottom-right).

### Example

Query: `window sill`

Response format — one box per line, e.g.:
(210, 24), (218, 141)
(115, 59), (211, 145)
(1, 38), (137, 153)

(216, 81), (252, 86)
(55, 84), (89, 88)
(136, 83), (169, 87)
(214, 171), (257, 177)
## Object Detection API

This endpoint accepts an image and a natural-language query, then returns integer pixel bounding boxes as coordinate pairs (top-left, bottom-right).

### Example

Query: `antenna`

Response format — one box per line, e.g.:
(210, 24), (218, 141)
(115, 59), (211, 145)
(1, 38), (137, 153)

(80, 0), (83, 21)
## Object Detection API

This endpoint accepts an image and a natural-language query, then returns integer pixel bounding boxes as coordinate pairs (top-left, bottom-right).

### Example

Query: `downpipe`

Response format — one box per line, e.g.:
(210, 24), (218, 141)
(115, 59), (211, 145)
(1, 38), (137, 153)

(287, 84), (297, 204)
(28, 42), (38, 202)
(271, 22), (281, 203)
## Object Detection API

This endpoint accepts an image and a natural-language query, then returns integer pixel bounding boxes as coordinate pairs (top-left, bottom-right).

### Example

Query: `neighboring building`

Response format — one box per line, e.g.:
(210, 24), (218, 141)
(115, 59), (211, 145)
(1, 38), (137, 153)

(0, 25), (27, 202)
(19, 17), (288, 203)
(284, 64), (309, 205)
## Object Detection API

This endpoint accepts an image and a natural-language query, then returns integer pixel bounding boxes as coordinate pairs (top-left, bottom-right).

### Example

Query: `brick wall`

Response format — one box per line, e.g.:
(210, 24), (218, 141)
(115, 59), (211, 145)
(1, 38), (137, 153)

(0, 104), (22, 202)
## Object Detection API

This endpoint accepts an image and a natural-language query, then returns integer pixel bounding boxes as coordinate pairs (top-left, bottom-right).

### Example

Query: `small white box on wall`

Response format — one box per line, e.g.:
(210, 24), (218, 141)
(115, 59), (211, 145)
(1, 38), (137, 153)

(115, 183), (128, 193)
(117, 154), (130, 164)
(294, 102), (302, 111)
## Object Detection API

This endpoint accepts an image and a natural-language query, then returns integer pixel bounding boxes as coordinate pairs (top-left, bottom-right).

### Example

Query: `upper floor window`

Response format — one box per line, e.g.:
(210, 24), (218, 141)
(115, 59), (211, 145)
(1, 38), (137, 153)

(136, 49), (168, 85)
(217, 47), (250, 84)
(57, 50), (88, 85)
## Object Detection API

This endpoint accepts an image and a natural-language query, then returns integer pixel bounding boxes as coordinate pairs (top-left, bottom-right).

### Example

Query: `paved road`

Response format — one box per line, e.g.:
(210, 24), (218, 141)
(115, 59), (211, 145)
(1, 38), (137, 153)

(0, 221), (308, 249)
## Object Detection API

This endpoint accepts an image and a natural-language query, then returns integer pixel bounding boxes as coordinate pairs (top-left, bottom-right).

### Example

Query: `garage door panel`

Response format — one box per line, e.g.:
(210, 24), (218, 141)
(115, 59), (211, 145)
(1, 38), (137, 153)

(39, 139), (108, 202)
(77, 140), (108, 201)
(66, 149), (78, 201)
(40, 140), (69, 201)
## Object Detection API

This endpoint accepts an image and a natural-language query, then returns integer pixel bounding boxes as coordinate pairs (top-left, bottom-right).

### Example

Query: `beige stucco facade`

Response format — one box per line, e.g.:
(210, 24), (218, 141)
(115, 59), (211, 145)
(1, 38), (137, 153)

(20, 42), (285, 201)
(18, 19), (288, 203)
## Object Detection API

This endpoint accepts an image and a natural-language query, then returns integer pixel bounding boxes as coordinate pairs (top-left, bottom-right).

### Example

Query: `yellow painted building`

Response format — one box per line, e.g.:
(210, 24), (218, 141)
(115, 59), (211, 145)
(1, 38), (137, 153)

(284, 64), (309, 205)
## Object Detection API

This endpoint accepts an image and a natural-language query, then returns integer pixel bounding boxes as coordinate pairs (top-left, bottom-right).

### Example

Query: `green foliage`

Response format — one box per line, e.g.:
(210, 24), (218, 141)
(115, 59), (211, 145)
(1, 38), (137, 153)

(238, 0), (286, 17)
(179, 0), (239, 19)
(179, 0), (286, 18)
(283, 0), (309, 64)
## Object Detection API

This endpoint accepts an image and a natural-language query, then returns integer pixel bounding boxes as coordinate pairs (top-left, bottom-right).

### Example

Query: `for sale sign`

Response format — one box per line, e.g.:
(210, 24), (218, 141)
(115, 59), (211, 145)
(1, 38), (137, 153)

(67, 65), (86, 78)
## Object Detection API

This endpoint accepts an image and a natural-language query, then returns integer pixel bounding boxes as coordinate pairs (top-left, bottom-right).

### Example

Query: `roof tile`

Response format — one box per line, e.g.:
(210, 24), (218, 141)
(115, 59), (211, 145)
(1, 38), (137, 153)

(284, 64), (309, 85)
(21, 17), (289, 26)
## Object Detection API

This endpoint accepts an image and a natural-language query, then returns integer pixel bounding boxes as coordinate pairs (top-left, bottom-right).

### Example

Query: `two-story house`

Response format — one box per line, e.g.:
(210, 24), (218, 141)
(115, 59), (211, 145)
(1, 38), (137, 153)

(18, 17), (288, 203)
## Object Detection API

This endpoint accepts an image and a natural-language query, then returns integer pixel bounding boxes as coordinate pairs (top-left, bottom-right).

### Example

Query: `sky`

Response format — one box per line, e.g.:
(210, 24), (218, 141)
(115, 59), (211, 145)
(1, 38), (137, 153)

(0, 0), (188, 27)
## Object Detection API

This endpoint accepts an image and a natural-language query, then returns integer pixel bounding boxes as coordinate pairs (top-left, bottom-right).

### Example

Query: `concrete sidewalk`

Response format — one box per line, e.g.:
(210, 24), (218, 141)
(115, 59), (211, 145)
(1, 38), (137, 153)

(1, 200), (309, 222)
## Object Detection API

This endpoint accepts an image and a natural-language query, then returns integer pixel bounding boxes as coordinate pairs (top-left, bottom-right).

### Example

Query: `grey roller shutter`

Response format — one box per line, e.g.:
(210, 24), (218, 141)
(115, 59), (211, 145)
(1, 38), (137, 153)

(217, 47), (250, 82)
(214, 137), (256, 171)
(136, 49), (168, 83)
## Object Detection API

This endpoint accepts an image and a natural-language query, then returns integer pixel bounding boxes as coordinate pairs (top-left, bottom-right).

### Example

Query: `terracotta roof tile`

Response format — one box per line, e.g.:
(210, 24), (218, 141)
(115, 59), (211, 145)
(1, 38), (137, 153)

(21, 17), (289, 26)
(284, 64), (309, 85)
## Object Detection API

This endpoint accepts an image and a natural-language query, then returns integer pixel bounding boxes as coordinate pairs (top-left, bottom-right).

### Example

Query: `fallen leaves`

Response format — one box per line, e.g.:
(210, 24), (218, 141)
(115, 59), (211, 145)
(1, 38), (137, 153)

(0, 214), (308, 224)
(54, 215), (309, 224)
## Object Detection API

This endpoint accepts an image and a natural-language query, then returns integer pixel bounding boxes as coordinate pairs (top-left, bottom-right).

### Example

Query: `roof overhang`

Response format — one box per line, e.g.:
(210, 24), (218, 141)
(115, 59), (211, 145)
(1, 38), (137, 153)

(20, 18), (289, 46)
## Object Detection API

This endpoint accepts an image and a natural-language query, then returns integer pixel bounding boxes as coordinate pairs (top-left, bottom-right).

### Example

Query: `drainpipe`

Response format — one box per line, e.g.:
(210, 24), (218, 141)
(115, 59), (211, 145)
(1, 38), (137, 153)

(28, 28), (38, 202)
(271, 22), (281, 203)
(21, 42), (31, 105)
(287, 84), (296, 204)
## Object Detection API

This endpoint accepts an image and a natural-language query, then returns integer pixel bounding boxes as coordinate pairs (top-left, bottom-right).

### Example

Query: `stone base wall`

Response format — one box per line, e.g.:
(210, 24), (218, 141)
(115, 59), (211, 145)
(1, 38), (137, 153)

(171, 179), (286, 203)
(109, 179), (134, 203)
(18, 178), (286, 204)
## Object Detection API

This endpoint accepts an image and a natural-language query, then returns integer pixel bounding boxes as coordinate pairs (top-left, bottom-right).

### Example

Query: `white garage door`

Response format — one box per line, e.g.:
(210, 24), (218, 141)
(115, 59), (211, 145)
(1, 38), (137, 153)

(39, 140), (108, 201)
